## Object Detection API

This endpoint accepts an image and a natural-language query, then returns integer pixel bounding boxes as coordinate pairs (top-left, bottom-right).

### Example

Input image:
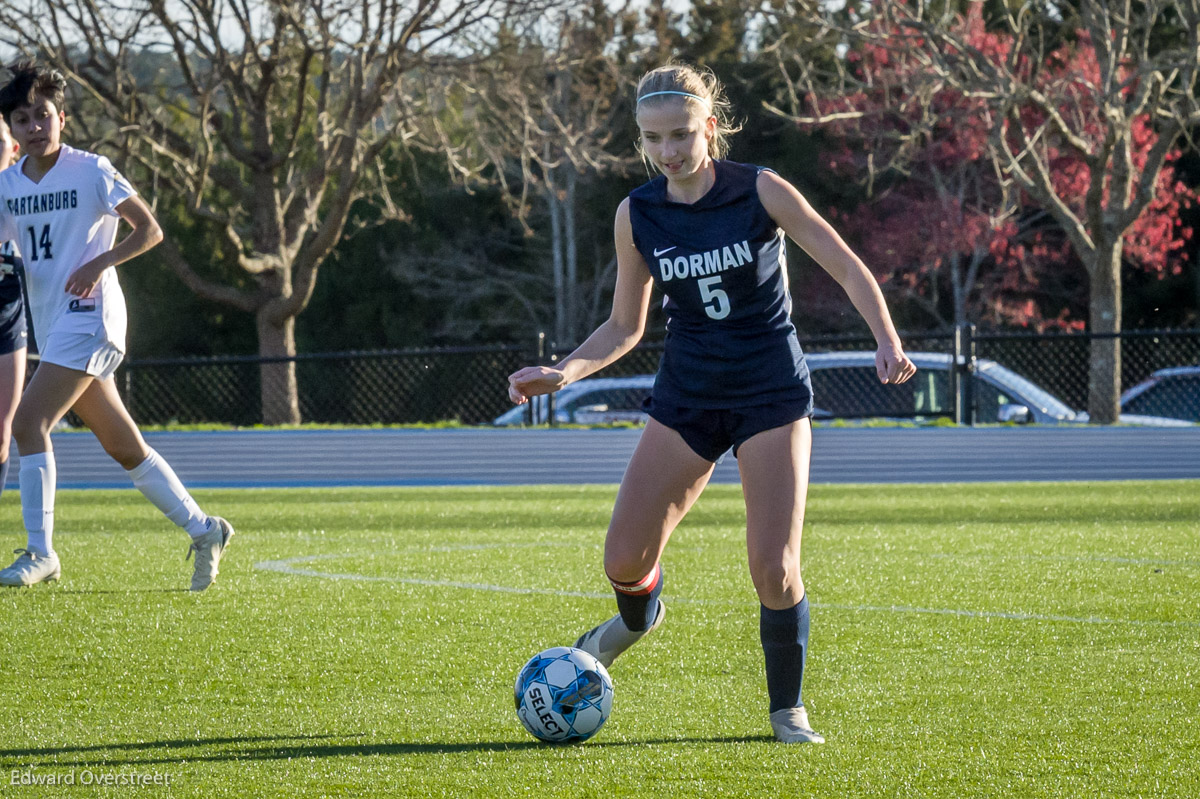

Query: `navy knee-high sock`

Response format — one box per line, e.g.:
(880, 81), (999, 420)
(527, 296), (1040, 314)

(611, 564), (664, 632)
(0, 458), (8, 498)
(760, 594), (810, 713)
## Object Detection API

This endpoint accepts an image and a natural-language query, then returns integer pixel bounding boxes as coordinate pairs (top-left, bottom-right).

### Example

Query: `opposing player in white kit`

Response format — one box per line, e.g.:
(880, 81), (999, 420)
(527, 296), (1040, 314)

(0, 61), (233, 590)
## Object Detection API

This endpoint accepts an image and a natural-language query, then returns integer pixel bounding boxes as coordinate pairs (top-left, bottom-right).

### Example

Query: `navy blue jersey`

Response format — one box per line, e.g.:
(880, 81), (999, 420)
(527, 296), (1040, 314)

(0, 241), (21, 306)
(0, 241), (27, 354)
(628, 160), (809, 408)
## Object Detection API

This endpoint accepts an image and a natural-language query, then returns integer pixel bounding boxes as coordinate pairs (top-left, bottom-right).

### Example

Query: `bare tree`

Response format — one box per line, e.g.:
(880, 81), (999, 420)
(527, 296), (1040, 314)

(773, 0), (1200, 423)
(0, 0), (551, 423)
(459, 3), (641, 346)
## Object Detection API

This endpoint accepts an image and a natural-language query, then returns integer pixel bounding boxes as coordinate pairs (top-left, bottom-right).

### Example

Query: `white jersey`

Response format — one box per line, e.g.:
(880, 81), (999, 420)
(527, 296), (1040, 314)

(0, 145), (135, 350)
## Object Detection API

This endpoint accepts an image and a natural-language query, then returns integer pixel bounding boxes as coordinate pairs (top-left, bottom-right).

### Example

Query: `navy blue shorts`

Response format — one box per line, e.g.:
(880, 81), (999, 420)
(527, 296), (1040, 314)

(0, 295), (27, 355)
(643, 393), (815, 463)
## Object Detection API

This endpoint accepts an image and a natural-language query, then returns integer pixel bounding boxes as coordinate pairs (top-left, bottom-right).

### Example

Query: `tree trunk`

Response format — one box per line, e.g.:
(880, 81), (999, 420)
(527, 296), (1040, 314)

(1194, 253), (1200, 320)
(546, 161), (566, 346)
(257, 310), (301, 426)
(565, 166), (578, 345)
(1086, 245), (1122, 424)
(949, 252), (963, 327)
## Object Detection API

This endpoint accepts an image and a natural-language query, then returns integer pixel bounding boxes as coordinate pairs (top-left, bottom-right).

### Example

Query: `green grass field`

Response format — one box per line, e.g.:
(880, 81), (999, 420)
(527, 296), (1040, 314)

(1, 481), (1197, 798)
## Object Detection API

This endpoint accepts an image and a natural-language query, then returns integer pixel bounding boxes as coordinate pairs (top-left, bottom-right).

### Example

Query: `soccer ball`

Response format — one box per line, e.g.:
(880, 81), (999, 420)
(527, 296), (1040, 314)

(514, 646), (614, 743)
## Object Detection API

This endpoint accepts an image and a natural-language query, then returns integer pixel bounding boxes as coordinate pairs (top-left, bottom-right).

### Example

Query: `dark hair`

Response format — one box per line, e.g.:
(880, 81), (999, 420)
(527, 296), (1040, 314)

(0, 60), (67, 125)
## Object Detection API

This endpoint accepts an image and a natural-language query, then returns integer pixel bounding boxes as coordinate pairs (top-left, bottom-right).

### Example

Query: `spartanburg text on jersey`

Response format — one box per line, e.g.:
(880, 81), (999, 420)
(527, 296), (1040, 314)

(628, 160), (809, 408)
(0, 145), (134, 351)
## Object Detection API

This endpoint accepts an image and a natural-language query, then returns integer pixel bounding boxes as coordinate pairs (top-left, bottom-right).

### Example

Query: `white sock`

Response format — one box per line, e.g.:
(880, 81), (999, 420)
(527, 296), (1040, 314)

(19, 451), (56, 556)
(127, 449), (211, 539)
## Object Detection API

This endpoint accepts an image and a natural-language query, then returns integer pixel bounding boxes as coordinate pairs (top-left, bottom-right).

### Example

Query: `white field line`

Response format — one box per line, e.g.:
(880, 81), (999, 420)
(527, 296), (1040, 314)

(254, 552), (1198, 628)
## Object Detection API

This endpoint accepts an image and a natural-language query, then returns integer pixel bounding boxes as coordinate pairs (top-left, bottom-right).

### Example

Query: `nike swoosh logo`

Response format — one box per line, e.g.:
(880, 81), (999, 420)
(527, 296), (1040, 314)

(653, 247), (676, 257)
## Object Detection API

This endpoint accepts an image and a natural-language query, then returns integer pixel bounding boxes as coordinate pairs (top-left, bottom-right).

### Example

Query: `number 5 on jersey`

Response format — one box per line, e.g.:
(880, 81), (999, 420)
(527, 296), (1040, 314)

(26, 224), (53, 262)
(698, 276), (730, 320)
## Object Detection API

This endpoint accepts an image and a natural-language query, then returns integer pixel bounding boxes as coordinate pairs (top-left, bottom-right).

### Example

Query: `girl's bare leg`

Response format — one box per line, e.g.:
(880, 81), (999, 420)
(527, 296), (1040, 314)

(575, 418), (715, 666)
(738, 418), (824, 743)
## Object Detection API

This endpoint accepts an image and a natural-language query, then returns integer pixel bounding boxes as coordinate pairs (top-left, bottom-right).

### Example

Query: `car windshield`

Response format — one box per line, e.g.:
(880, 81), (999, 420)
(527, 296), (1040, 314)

(809, 366), (934, 417)
(563, 387), (651, 411)
(1123, 374), (1200, 421)
(806, 356), (1078, 422)
(976, 363), (1078, 418)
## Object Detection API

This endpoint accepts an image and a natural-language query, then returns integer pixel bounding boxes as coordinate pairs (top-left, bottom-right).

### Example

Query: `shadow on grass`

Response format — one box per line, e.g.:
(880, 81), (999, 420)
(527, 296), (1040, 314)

(1, 733), (771, 767)
(52, 588), (193, 595)
(0, 734), (355, 758)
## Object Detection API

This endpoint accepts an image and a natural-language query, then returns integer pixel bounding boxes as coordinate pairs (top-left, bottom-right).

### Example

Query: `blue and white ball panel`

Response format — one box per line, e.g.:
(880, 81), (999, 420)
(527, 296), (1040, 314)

(514, 646), (614, 743)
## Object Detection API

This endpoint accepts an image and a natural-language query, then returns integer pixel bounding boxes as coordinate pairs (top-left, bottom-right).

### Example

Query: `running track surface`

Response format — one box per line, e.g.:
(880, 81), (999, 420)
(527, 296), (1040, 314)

(10, 426), (1199, 489)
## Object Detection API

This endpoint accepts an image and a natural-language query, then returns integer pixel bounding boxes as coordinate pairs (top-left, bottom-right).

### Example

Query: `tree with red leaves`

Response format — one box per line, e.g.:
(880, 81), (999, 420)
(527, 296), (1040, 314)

(775, 0), (1200, 422)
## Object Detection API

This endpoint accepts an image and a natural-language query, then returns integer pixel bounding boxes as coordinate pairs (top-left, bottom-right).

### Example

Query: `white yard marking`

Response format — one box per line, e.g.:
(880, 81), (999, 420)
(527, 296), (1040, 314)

(254, 551), (1197, 628)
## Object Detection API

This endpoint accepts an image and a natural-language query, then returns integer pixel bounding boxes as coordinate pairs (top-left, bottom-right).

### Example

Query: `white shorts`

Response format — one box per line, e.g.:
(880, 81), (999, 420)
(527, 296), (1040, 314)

(38, 330), (125, 380)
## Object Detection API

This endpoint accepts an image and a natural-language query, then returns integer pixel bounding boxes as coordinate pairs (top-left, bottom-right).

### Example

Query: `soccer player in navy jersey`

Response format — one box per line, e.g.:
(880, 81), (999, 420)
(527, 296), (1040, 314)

(507, 64), (916, 743)
(0, 117), (28, 504)
(0, 61), (233, 590)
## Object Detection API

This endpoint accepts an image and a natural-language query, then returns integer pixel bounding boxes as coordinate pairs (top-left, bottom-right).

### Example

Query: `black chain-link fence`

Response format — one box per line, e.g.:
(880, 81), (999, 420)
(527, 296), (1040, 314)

(117, 345), (529, 426)
(971, 329), (1200, 412)
(105, 329), (1200, 426)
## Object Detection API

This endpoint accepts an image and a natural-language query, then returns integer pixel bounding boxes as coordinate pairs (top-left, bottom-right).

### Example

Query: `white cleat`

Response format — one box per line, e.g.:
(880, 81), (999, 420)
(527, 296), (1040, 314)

(187, 516), (234, 592)
(573, 600), (665, 668)
(0, 549), (61, 587)
(770, 706), (825, 744)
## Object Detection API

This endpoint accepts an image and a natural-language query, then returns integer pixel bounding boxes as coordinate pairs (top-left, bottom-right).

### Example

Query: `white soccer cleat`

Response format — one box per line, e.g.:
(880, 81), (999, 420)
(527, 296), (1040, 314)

(770, 706), (825, 744)
(187, 516), (234, 592)
(0, 549), (61, 587)
(573, 599), (665, 668)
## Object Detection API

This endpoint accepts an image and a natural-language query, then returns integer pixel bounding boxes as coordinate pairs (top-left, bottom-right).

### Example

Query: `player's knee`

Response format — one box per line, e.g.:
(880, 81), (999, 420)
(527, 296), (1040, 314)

(92, 432), (147, 469)
(609, 561), (663, 633)
(104, 443), (147, 471)
(91, 426), (149, 469)
(603, 548), (657, 587)
(12, 409), (52, 451)
(747, 550), (801, 595)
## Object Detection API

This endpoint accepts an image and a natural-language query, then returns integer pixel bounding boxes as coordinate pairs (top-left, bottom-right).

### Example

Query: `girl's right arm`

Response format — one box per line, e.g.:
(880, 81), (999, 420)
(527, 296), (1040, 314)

(508, 199), (654, 405)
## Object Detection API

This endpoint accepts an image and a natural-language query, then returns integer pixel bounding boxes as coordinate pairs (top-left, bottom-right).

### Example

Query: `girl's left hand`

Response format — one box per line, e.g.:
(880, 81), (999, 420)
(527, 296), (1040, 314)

(876, 343), (917, 384)
(64, 259), (108, 297)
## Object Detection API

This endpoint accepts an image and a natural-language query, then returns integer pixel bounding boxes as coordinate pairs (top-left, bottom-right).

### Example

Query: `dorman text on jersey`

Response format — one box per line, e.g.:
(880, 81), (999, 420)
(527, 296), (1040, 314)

(658, 240), (752, 282)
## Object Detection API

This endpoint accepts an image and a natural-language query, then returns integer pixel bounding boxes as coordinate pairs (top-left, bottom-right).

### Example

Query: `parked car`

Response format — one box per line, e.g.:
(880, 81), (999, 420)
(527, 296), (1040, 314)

(492, 375), (657, 426)
(803, 351), (1076, 424)
(492, 352), (1070, 426)
(1119, 366), (1200, 423)
(805, 352), (1191, 426)
(492, 352), (1193, 427)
